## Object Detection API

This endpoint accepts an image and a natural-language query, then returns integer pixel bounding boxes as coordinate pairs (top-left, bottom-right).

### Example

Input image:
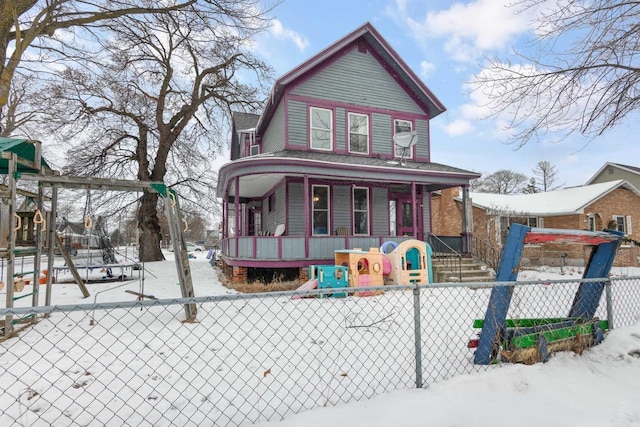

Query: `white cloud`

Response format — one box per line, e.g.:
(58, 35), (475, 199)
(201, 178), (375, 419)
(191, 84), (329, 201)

(269, 19), (309, 52)
(419, 60), (435, 79)
(444, 118), (475, 136)
(396, 0), (539, 62)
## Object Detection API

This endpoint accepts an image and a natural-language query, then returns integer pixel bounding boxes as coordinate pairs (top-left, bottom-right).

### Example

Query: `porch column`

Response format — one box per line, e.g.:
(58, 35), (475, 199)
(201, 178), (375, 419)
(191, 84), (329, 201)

(461, 185), (472, 256)
(304, 174), (309, 258)
(411, 181), (417, 239)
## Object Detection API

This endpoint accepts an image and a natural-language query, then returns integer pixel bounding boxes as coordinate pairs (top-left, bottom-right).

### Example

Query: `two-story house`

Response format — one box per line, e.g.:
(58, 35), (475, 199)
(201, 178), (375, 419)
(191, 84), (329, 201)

(216, 23), (480, 283)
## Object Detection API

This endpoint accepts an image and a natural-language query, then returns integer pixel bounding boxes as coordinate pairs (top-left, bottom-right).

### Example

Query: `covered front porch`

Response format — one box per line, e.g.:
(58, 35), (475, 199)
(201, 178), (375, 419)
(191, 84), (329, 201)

(216, 152), (478, 276)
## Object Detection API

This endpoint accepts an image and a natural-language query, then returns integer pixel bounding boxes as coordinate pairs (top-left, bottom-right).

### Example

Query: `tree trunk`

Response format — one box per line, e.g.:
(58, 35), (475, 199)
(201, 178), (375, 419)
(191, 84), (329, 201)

(137, 191), (165, 262)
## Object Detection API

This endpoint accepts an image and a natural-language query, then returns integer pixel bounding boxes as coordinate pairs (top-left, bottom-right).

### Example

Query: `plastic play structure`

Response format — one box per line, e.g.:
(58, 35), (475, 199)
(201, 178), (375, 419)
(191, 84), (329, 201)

(472, 223), (623, 365)
(293, 239), (433, 298)
(380, 239), (433, 286)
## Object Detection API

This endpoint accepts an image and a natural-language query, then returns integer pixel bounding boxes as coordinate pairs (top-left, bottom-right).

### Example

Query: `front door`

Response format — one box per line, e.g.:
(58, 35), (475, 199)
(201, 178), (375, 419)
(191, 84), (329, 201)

(397, 198), (415, 237)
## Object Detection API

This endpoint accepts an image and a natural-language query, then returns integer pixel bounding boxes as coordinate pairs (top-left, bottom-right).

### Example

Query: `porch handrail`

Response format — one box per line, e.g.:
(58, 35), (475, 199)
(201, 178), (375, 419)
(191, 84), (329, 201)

(426, 233), (462, 282)
(471, 234), (500, 271)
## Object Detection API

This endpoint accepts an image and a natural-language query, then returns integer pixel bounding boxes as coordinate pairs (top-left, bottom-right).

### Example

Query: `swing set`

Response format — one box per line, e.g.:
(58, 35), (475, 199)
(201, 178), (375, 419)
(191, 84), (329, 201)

(0, 137), (197, 339)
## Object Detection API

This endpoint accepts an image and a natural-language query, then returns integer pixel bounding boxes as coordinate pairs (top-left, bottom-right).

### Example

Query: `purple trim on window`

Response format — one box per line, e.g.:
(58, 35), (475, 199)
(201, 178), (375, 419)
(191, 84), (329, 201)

(346, 111), (371, 156)
(392, 117), (415, 159)
(308, 105), (335, 152)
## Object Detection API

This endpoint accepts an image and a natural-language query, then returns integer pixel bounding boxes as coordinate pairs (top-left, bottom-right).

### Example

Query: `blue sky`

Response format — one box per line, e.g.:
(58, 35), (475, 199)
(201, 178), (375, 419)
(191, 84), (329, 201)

(246, 0), (640, 188)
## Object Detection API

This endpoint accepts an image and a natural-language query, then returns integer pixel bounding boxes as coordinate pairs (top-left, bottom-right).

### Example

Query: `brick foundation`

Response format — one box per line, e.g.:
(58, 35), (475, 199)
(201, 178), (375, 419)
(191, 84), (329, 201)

(299, 267), (309, 281)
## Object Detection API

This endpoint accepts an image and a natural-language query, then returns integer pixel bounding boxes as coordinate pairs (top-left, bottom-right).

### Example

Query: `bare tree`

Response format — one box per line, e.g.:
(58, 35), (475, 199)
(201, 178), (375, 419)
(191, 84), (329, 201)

(532, 160), (559, 191)
(473, 169), (529, 194)
(522, 176), (539, 194)
(45, 2), (273, 261)
(0, 0), (216, 109)
(472, 0), (640, 147)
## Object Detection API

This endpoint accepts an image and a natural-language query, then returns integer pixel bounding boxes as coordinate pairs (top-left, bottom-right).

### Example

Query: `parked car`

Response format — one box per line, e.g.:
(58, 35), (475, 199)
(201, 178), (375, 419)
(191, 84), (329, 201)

(167, 242), (204, 252)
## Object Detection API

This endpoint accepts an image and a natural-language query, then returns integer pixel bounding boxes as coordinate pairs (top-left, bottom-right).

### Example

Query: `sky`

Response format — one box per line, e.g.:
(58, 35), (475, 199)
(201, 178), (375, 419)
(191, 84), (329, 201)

(240, 0), (640, 188)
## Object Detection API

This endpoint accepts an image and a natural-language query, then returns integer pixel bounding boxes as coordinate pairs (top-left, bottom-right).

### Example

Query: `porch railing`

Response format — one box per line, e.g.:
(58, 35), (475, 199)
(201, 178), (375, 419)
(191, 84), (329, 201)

(425, 234), (462, 282)
(471, 235), (500, 271)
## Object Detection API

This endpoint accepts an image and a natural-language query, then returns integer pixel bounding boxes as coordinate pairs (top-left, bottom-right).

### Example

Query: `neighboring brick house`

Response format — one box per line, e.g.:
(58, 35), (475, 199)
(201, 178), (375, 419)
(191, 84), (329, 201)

(432, 180), (640, 267)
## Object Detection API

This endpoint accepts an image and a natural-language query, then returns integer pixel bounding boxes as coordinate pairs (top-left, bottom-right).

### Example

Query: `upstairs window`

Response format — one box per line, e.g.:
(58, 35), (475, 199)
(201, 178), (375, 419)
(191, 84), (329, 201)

(310, 107), (333, 150)
(394, 119), (413, 159)
(348, 113), (369, 154)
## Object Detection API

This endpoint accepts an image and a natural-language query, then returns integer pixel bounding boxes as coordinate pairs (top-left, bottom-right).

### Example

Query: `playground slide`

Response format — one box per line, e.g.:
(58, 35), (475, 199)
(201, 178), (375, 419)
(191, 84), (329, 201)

(291, 278), (318, 300)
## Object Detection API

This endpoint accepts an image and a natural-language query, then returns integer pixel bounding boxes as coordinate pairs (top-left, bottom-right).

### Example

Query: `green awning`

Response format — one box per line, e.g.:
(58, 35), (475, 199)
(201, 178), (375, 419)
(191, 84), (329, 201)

(0, 137), (52, 175)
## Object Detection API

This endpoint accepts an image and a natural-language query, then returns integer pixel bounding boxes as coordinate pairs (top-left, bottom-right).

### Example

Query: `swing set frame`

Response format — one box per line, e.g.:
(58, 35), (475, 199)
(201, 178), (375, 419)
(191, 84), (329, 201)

(0, 137), (196, 339)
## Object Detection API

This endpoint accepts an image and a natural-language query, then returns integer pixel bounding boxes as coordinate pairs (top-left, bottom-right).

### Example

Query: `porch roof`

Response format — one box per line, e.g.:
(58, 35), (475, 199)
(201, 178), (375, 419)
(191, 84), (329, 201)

(217, 151), (480, 199)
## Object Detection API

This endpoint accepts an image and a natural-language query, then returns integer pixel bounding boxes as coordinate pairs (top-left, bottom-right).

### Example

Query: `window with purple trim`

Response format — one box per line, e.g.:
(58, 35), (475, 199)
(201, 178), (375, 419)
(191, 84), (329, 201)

(348, 112), (369, 154)
(353, 187), (369, 235)
(312, 185), (330, 235)
(394, 119), (413, 158)
(310, 107), (332, 150)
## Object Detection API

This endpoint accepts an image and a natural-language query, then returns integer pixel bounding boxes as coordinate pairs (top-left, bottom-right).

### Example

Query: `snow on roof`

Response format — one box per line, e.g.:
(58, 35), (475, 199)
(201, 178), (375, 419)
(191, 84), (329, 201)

(467, 180), (638, 216)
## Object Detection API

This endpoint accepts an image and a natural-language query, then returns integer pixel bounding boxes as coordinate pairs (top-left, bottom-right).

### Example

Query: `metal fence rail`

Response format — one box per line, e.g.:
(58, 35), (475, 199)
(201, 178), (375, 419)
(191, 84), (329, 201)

(1, 277), (640, 426)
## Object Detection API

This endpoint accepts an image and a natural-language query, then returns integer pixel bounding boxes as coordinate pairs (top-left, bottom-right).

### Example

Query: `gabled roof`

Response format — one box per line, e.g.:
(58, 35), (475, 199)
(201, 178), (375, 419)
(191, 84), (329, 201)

(232, 112), (260, 132)
(256, 22), (446, 134)
(465, 180), (640, 216)
(586, 162), (640, 184)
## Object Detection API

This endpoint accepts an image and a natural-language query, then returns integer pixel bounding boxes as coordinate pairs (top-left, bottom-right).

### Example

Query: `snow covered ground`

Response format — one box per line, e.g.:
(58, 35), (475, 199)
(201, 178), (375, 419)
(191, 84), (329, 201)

(0, 252), (640, 427)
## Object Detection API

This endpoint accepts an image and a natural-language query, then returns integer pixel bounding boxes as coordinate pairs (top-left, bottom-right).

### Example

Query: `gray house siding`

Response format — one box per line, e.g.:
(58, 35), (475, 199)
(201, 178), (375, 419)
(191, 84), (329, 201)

(371, 113), (392, 156)
(262, 100), (286, 153)
(290, 48), (423, 114)
(372, 186), (389, 235)
(422, 190), (431, 235)
(287, 100), (308, 149)
(415, 119), (429, 160)
(262, 185), (286, 234)
(590, 166), (640, 191)
(332, 185), (351, 232)
(287, 182), (305, 235)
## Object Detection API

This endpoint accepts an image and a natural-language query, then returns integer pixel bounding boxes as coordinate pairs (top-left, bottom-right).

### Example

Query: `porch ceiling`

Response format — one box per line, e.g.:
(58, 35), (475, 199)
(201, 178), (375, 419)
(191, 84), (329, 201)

(218, 153), (480, 199)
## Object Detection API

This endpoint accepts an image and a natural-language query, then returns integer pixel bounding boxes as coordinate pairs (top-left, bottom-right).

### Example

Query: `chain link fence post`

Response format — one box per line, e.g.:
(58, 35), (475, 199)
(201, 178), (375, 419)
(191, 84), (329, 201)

(605, 278), (614, 330)
(412, 284), (423, 388)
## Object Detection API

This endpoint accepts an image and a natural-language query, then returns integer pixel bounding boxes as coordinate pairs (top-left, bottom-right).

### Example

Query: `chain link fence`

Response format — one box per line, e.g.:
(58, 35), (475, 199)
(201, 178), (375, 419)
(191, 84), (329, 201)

(1, 277), (640, 426)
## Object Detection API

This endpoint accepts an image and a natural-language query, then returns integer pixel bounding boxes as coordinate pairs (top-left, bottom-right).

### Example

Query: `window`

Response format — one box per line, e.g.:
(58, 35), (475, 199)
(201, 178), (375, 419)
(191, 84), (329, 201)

(394, 119), (413, 158)
(312, 185), (330, 235)
(250, 144), (260, 156)
(588, 214), (596, 231)
(348, 113), (369, 154)
(310, 107), (332, 150)
(612, 215), (632, 235)
(353, 187), (369, 235)
(268, 193), (276, 212)
(527, 217), (538, 228)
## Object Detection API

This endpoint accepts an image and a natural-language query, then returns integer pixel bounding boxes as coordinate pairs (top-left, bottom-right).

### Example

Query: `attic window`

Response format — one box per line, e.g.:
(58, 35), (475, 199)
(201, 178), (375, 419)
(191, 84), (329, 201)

(608, 167), (614, 175)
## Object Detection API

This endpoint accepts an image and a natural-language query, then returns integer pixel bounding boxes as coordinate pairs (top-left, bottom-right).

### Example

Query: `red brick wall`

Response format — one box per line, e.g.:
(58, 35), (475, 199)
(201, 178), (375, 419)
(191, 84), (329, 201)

(431, 187), (463, 236)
